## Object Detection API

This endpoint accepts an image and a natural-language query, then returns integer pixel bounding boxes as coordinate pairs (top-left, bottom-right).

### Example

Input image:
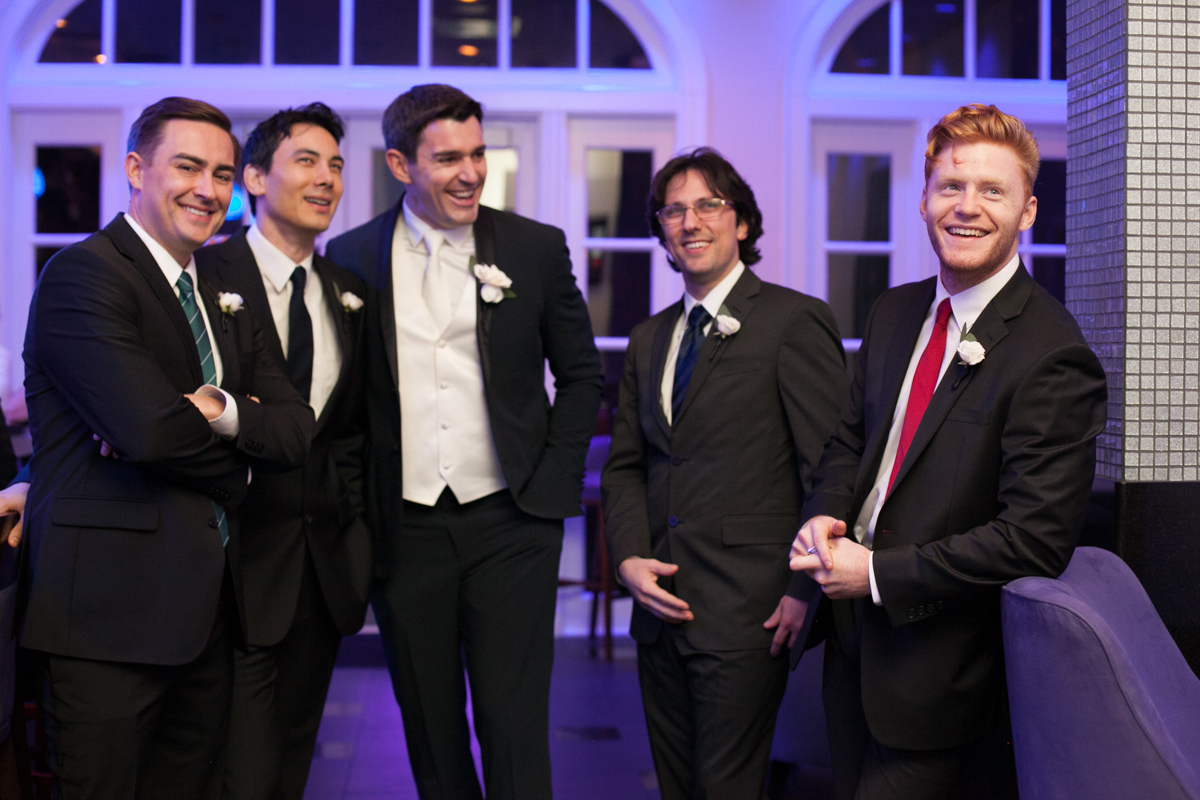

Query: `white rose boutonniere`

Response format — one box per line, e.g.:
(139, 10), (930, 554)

(473, 262), (516, 304)
(715, 314), (741, 338)
(957, 333), (986, 366)
(340, 291), (364, 313)
(217, 292), (244, 315)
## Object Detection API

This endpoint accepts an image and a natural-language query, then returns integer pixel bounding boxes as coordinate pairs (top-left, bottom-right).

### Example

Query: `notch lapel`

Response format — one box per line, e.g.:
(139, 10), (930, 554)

(196, 275), (241, 391)
(649, 303), (680, 438)
(222, 231), (286, 367)
(312, 259), (354, 437)
(472, 206), (498, 391)
(375, 202), (403, 392)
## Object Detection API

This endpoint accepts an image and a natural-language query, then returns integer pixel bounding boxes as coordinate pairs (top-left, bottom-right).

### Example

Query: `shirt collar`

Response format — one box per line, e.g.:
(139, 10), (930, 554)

(682, 262), (746, 320)
(402, 196), (473, 251)
(123, 212), (195, 288)
(943, 253), (1021, 335)
(246, 223), (315, 294)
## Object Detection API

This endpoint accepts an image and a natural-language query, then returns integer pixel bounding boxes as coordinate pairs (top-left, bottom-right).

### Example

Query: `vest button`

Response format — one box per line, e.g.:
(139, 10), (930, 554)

(440, 381), (449, 389)
(437, 339), (447, 348)
(668, 516), (679, 527)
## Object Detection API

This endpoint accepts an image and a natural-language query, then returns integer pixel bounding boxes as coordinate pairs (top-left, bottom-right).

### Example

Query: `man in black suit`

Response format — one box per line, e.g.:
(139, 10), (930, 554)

(325, 84), (602, 800)
(17, 97), (313, 799)
(790, 104), (1107, 800)
(601, 148), (847, 798)
(195, 103), (370, 800)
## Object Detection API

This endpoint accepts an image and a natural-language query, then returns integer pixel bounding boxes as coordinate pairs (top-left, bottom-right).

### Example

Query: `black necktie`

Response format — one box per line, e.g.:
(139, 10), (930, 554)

(672, 304), (712, 421)
(287, 266), (314, 402)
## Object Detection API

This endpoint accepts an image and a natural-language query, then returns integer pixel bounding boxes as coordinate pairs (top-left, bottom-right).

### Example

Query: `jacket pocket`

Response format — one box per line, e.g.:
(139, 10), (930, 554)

(721, 514), (800, 546)
(52, 497), (159, 531)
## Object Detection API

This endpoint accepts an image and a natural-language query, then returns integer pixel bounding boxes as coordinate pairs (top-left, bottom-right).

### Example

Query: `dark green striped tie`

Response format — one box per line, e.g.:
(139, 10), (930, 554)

(175, 272), (229, 547)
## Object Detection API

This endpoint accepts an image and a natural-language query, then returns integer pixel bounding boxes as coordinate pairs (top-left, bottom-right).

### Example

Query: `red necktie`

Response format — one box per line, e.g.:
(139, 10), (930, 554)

(886, 298), (952, 496)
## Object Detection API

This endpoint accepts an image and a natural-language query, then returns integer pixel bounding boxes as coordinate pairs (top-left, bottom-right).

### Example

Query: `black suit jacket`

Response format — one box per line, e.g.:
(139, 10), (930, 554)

(20, 214), (313, 665)
(325, 202), (602, 573)
(603, 269), (847, 651)
(802, 265), (1107, 749)
(196, 230), (371, 645)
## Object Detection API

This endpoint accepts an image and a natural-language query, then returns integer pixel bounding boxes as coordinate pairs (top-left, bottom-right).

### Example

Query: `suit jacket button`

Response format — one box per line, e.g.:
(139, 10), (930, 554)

(907, 609), (915, 619)
(208, 517), (219, 529)
(917, 605), (925, 615)
(936, 601), (943, 610)
(304, 514), (315, 524)
(668, 516), (679, 528)
(671, 454), (682, 466)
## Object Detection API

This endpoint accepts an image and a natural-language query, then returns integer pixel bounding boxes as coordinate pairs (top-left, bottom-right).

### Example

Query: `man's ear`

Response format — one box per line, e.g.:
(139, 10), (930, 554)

(1019, 194), (1038, 232)
(125, 151), (145, 191)
(242, 163), (268, 200)
(918, 185), (928, 222)
(385, 149), (413, 185)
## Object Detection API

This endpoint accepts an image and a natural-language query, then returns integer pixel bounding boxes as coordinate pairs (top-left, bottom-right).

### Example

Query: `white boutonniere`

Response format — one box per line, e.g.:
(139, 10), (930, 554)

(957, 333), (986, 366)
(217, 292), (244, 315)
(340, 291), (364, 313)
(714, 314), (740, 338)
(473, 261), (516, 304)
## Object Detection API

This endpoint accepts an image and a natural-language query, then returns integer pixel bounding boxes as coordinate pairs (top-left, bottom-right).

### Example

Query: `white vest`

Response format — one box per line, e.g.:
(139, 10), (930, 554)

(392, 228), (507, 506)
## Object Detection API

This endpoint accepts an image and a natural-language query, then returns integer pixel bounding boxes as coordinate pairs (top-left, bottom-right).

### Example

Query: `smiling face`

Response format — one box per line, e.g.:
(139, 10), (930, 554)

(387, 115), (486, 230)
(126, 118), (235, 265)
(661, 169), (748, 298)
(920, 140), (1037, 294)
(245, 123), (344, 257)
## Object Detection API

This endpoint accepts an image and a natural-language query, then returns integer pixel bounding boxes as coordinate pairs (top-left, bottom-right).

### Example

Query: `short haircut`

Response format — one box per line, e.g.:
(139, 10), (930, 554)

(241, 102), (345, 213)
(382, 84), (483, 161)
(126, 96), (241, 166)
(925, 103), (1040, 192)
(647, 147), (764, 267)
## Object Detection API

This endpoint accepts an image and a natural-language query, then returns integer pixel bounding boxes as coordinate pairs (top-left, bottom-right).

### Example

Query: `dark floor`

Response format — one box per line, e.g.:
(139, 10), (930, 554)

(302, 635), (660, 800)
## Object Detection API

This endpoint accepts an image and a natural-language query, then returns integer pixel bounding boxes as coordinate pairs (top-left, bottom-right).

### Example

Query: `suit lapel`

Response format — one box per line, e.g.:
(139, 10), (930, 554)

(105, 214), (205, 387)
(649, 303), (680, 438)
(223, 231), (286, 367)
(312, 257), (354, 436)
(473, 206), (497, 390)
(375, 201), (403, 392)
(673, 269), (761, 425)
(196, 274), (241, 391)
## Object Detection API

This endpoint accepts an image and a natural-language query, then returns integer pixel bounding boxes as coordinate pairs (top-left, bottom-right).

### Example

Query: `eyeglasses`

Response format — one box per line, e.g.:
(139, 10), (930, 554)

(655, 197), (734, 226)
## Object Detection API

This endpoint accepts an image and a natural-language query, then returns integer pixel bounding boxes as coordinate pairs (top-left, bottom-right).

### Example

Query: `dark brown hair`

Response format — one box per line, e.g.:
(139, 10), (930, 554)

(382, 84), (483, 161)
(241, 103), (345, 213)
(126, 96), (241, 166)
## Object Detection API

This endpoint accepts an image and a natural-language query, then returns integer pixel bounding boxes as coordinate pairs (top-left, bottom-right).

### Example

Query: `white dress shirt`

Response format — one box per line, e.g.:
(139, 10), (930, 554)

(124, 213), (239, 437)
(391, 199), (508, 505)
(246, 224), (342, 419)
(660, 262), (745, 424)
(859, 254), (1022, 604)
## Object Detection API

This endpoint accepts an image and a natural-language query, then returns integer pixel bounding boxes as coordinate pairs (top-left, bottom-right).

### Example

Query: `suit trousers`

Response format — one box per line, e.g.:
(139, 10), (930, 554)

(822, 603), (1018, 800)
(37, 570), (236, 800)
(372, 488), (563, 800)
(637, 623), (789, 800)
(223, 546), (342, 800)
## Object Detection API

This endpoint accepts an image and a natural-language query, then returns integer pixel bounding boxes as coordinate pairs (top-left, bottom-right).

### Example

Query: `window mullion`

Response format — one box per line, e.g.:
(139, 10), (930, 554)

(889, 0), (901, 76)
(418, 0), (432, 68)
(340, 0), (353, 66)
(577, 0), (590, 72)
(497, 0), (511, 70)
(261, 0), (274, 65)
(1039, 0), (1051, 80)
(963, 0), (975, 80)
(101, 0), (115, 64)
(181, 0), (195, 66)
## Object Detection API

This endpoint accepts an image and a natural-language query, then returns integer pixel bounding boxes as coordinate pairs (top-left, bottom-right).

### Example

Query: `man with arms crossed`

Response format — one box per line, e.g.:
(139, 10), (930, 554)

(790, 104), (1107, 799)
(326, 84), (602, 800)
(195, 102), (371, 800)
(602, 148), (847, 798)
(14, 97), (313, 799)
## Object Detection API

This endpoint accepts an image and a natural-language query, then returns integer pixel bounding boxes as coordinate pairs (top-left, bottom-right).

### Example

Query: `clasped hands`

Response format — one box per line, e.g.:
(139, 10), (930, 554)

(788, 515), (872, 600)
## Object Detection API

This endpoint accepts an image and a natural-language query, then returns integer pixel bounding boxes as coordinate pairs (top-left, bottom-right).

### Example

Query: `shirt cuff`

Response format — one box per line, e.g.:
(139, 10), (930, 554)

(195, 385), (240, 438)
(868, 551), (882, 606)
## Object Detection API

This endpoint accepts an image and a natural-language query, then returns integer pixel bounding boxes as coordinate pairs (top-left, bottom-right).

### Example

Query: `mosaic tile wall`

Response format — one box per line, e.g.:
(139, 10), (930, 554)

(1067, 0), (1200, 482)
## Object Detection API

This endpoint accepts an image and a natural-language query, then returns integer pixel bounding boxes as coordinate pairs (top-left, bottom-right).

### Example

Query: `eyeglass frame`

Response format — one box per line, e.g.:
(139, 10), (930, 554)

(654, 197), (736, 226)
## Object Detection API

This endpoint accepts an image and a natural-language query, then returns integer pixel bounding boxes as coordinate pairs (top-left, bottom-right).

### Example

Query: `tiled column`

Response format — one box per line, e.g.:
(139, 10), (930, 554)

(1068, 0), (1200, 667)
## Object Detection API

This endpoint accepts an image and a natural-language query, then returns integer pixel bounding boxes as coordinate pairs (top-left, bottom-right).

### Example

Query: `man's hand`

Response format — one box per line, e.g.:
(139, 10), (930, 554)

(92, 434), (120, 459)
(790, 514), (846, 572)
(0, 482), (29, 548)
(184, 392), (226, 421)
(794, 536), (871, 600)
(763, 594), (809, 657)
(617, 557), (694, 623)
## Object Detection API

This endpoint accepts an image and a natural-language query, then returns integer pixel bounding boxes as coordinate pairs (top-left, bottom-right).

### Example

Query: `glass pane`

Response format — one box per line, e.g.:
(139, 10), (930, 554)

(828, 253), (889, 338)
(480, 148), (518, 212)
(976, 0), (1037, 79)
(1032, 159), (1065, 244)
(587, 250), (650, 337)
(433, 0), (497, 67)
(354, 0), (418, 65)
(37, 146), (101, 234)
(902, 0), (963, 76)
(512, 0), (576, 68)
(116, 0), (181, 63)
(832, 3), (890, 75)
(275, 0), (339, 64)
(587, 149), (652, 239)
(1032, 256), (1065, 304)
(373, 149), (404, 217)
(827, 154), (890, 242)
(37, 247), (64, 277)
(39, 0), (102, 63)
(1050, 0), (1065, 80)
(195, 0), (262, 64)
(590, 0), (649, 69)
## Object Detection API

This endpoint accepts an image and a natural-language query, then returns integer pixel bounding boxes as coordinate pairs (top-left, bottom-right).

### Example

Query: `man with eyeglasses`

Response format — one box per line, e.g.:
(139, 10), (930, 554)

(602, 147), (847, 798)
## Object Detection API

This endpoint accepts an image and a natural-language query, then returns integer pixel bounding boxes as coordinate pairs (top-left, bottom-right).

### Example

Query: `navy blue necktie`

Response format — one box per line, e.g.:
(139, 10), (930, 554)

(672, 304), (712, 421)
(287, 267), (314, 402)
